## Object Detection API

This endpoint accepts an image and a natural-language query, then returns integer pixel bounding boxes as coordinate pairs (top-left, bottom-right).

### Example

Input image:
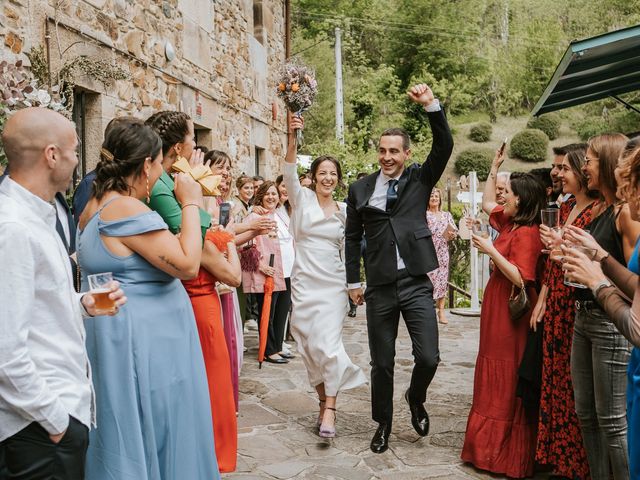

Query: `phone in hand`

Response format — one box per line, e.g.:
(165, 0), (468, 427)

(499, 137), (508, 156)
(218, 202), (231, 227)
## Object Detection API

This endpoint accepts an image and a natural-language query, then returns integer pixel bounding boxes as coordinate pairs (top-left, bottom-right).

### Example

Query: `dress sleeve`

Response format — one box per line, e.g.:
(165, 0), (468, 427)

(489, 205), (510, 232)
(148, 180), (211, 240)
(510, 225), (544, 284)
(283, 162), (303, 209)
(98, 211), (168, 236)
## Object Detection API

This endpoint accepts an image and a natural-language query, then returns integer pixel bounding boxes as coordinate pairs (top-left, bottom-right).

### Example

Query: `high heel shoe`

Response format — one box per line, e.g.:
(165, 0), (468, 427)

(317, 398), (326, 428)
(319, 407), (337, 438)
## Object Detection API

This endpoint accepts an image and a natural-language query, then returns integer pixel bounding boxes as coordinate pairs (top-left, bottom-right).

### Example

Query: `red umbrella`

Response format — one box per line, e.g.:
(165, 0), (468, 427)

(258, 254), (275, 368)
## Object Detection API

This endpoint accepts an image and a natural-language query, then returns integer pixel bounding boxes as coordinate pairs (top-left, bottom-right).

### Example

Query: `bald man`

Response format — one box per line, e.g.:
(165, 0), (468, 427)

(0, 108), (126, 480)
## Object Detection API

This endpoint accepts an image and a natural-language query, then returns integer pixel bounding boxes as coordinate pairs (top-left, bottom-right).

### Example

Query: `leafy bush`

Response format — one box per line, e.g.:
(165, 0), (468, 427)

(468, 122), (493, 142)
(527, 113), (561, 140)
(509, 129), (549, 163)
(454, 147), (494, 181)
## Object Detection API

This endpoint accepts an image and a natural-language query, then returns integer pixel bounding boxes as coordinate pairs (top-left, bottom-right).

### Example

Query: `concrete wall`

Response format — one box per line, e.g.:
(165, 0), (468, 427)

(0, 0), (288, 181)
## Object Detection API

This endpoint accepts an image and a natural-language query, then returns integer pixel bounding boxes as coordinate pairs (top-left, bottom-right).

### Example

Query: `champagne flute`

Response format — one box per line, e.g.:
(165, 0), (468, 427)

(540, 208), (560, 254)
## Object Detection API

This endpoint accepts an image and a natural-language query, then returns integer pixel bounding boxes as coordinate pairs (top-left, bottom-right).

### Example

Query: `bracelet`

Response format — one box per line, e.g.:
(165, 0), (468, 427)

(181, 203), (199, 210)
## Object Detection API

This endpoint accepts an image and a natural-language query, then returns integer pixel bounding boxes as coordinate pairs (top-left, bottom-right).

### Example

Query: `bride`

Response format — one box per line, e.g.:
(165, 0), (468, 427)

(283, 114), (366, 438)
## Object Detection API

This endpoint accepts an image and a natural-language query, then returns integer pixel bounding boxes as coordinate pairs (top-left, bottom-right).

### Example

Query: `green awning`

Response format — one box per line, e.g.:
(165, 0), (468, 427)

(532, 24), (640, 116)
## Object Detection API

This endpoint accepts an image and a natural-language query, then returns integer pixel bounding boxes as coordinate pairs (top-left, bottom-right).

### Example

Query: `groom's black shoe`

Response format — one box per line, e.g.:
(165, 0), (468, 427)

(405, 389), (429, 437)
(370, 422), (391, 454)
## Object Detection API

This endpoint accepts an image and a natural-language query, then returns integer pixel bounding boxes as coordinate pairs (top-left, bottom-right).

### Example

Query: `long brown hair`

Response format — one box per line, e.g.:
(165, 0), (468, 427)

(588, 133), (628, 199)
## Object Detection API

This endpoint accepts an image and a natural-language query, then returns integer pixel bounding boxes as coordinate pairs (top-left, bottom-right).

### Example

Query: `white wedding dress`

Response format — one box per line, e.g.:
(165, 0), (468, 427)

(283, 163), (367, 396)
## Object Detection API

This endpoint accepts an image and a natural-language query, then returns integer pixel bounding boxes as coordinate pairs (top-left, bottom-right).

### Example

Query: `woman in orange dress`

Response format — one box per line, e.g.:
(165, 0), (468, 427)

(146, 111), (241, 473)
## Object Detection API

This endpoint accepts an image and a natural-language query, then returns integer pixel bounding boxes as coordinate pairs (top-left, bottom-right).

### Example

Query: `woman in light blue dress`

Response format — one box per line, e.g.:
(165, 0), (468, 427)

(77, 119), (220, 479)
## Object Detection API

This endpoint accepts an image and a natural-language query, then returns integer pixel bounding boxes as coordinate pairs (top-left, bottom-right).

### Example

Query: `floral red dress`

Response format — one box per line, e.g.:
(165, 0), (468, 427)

(535, 199), (594, 479)
(461, 206), (543, 478)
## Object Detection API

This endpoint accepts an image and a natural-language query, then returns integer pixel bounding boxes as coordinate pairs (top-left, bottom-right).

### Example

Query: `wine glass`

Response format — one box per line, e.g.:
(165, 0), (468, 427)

(471, 219), (490, 239)
(563, 245), (597, 288)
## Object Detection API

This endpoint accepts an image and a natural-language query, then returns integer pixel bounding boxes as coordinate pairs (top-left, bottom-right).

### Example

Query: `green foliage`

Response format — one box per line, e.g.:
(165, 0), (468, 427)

(509, 128), (549, 162)
(468, 122), (493, 143)
(454, 147), (494, 180)
(527, 113), (561, 140)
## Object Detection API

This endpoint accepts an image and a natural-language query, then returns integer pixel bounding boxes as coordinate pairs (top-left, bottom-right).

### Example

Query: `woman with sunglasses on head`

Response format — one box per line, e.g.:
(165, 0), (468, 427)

(561, 133), (640, 480)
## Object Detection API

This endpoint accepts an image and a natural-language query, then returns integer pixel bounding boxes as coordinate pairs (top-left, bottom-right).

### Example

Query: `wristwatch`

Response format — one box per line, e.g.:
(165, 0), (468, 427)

(591, 279), (613, 297)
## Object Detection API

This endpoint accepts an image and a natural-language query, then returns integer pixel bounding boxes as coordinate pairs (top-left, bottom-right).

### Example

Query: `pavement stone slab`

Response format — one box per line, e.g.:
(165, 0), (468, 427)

(226, 310), (550, 479)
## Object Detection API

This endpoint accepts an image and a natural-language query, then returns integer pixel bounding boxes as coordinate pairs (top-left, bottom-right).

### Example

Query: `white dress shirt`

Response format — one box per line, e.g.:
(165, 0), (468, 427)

(0, 177), (94, 442)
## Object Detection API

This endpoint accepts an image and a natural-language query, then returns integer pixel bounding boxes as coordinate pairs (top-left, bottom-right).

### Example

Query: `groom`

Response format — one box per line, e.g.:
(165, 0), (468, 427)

(345, 83), (453, 454)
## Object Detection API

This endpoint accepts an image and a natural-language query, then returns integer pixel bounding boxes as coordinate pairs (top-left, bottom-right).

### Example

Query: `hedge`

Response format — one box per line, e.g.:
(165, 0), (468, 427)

(509, 129), (549, 163)
(468, 122), (492, 143)
(527, 113), (561, 140)
(454, 147), (494, 181)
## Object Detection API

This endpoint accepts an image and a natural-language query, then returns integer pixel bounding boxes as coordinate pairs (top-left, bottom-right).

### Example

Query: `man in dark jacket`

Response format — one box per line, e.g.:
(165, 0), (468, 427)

(345, 83), (454, 454)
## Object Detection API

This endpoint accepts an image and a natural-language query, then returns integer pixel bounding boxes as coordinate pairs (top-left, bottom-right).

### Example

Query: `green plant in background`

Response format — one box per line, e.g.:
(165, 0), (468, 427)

(454, 147), (494, 181)
(468, 122), (493, 142)
(509, 128), (549, 162)
(527, 112), (561, 140)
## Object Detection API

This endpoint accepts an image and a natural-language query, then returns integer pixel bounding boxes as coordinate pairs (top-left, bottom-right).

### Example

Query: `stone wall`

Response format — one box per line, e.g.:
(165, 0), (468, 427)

(0, 0), (288, 182)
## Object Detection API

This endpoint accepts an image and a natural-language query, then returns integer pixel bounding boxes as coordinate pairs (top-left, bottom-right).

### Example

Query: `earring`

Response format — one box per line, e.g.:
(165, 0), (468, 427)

(146, 173), (151, 203)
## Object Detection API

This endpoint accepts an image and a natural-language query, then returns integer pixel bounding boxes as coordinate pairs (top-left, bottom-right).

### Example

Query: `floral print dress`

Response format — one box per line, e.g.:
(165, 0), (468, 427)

(427, 210), (455, 299)
(535, 199), (594, 479)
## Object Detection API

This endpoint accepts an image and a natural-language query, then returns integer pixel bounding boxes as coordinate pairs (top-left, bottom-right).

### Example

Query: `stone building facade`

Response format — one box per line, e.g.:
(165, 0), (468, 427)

(0, 0), (289, 183)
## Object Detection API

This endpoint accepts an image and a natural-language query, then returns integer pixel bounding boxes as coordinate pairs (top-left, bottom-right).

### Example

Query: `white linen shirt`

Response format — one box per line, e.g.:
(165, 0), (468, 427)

(0, 177), (94, 442)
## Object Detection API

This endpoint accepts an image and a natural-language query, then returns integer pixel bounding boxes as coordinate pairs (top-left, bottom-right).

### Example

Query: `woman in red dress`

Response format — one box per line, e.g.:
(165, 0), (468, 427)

(461, 150), (546, 478)
(531, 148), (596, 479)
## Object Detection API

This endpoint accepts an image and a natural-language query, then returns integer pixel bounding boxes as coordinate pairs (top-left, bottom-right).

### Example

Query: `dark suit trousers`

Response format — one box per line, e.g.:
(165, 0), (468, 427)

(365, 269), (440, 424)
(0, 416), (89, 480)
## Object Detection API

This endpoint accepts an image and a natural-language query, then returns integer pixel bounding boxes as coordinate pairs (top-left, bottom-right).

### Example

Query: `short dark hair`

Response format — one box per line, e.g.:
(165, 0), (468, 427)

(253, 175), (264, 182)
(380, 128), (411, 150)
(528, 167), (553, 191)
(552, 142), (587, 156)
(204, 150), (231, 168)
(195, 145), (209, 154)
(356, 172), (367, 180)
(309, 155), (344, 190)
(509, 172), (547, 226)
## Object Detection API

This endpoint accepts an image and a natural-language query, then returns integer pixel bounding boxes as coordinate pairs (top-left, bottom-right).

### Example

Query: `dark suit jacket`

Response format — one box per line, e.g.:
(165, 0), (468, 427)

(345, 109), (453, 287)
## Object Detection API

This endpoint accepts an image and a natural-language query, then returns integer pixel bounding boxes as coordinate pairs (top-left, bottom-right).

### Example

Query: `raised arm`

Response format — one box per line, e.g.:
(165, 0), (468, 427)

(482, 148), (505, 216)
(122, 173), (203, 280)
(407, 84), (454, 187)
(282, 114), (305, 209)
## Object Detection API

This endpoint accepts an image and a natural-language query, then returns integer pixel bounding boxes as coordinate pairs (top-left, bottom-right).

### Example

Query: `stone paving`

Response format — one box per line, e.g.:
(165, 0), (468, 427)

(228, 309), (550, 480)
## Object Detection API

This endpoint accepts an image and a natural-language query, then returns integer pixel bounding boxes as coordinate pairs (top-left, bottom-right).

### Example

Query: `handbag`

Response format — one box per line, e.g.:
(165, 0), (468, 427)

(509, 279), (530, 321)
(239, 240), (261, 272)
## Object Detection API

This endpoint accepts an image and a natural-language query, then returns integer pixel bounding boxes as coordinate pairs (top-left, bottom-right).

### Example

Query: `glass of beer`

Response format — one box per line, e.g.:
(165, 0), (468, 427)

(87, 272), (117, 315)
